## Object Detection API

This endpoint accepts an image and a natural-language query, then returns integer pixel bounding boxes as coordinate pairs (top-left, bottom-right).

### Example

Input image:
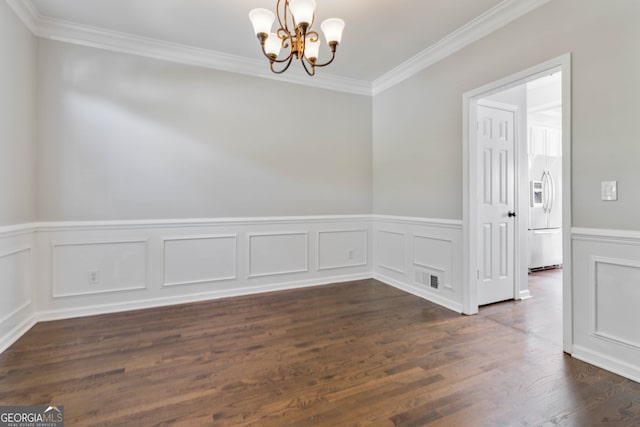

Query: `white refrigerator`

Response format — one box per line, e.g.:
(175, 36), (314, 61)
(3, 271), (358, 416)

(528, 125), (562, 270)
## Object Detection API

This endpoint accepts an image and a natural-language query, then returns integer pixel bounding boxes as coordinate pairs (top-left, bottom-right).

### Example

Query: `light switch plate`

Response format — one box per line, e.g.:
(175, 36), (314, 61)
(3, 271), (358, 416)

(601, 181), (618, 201)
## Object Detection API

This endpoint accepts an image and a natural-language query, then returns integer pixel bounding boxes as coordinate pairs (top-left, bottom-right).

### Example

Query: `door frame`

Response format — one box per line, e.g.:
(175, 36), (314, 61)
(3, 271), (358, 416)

(462, 53), (573, 354)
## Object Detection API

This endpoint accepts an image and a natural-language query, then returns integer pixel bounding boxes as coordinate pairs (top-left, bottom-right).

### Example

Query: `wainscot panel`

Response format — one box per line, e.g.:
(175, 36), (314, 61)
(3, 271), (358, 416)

(0, 225), (36, 353)
(572, 228), (640, 383)
(162, 234), (237, 287)
(373, 216), (463, 313)
(317, 229), (368, 271)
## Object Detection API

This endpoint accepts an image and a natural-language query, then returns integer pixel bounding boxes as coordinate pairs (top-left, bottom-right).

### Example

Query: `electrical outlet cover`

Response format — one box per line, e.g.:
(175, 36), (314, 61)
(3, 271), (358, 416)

(601, 181), (618, 201)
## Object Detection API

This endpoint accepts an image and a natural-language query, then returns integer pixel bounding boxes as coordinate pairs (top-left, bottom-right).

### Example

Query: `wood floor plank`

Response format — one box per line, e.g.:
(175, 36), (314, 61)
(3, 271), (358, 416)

(1, 272), (639, 425)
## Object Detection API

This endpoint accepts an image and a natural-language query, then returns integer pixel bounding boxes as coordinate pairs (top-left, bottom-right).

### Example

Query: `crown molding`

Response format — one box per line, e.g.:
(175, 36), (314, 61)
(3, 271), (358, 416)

(6, 0), (372, 96)
(371, 0), (551, 95)
(7, 0), (550, 97)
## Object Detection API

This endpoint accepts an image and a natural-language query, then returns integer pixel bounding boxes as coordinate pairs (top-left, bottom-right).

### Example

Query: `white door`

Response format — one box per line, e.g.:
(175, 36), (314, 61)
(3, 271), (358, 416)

(477, 102), (516, 305)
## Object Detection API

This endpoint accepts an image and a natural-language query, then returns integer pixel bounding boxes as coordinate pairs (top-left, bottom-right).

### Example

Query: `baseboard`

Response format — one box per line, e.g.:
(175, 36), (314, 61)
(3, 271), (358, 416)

(38, 273), (373, 322)
(0, 313), (38, 353)
(572, 345), (640, 384)
(519, 289), (532, 300)
(374, 272), (463, 313)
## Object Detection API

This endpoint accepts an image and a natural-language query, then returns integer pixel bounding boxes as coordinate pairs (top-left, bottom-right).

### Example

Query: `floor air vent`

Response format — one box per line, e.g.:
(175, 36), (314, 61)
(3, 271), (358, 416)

(430, 274), (439, 289)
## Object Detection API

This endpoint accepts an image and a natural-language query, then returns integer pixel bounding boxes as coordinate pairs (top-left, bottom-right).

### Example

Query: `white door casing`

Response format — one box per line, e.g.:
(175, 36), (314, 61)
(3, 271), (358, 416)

(477, 102), (516, 305)
(462, 53), (572, 354)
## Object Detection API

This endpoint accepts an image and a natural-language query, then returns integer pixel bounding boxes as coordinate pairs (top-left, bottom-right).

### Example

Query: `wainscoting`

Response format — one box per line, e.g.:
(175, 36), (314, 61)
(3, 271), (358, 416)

(0, 216), (372, 352)
(32, 217), (372, 323)
(0, 225), (36, 352)
(572, 227), (640, 383)
(372, 215), (464, 313)
(3, 219), (640, 386)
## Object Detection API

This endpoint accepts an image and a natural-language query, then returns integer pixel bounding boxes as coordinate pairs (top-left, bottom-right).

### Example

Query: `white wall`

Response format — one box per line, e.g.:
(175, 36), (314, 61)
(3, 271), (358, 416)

(0, 2), (37, 351)
(36, 39), (373, 221)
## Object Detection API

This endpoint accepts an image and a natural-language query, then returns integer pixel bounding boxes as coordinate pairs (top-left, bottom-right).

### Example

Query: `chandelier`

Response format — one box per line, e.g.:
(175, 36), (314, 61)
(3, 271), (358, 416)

(249, 0), (345, 76)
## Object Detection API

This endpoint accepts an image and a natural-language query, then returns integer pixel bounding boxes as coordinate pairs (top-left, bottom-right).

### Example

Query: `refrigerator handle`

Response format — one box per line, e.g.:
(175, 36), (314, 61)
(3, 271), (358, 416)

(548, 171), (556, 213)
(541, 171), (549, 213)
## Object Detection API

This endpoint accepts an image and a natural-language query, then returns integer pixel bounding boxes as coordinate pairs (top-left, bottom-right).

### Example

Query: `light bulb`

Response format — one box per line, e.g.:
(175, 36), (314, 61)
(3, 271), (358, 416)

(321, 18), (345, 44)
(264, 33), (282, 58)
(304, 35), (320, 61)
(289, 0), (316, 26)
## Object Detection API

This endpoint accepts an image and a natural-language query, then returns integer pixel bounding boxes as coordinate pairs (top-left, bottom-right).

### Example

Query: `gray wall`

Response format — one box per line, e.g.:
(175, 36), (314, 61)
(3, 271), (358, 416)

(0, 2), (36, 226)
(373, 0), (640, 230)
(36, 40), (373, 221)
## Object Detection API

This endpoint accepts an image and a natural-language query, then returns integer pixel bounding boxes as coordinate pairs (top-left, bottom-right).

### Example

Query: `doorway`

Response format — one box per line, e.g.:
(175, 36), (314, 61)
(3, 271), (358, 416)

(462, 54), (573, 354)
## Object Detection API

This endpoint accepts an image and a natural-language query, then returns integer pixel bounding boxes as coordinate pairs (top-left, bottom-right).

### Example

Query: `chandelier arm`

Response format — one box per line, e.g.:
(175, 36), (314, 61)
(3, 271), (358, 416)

(276, 0), (286, 32)
(269, 55), (294, 74)
(311, 50), (336, 68)
(300, 57), (315, 76)
(260, 38), (295, 63)
(271, 51), (295, 63)
(306, 31), (319, 43)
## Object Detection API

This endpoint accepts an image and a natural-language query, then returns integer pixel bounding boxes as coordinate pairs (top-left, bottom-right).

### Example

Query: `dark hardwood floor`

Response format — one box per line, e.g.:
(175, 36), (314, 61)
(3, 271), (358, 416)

(1, 272), (639, 426)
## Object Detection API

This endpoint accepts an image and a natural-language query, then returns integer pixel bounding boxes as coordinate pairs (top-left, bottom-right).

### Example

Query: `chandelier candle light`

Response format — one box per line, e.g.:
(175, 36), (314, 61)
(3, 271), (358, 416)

(249, 0), (345, 76)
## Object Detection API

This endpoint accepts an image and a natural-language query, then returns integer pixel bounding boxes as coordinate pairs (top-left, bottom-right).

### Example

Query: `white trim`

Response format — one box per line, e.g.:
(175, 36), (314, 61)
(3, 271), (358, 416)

(572, 345), (640, 385)
(0, 245), (34, 353)
(560, 57), (573, 354)
(4, 216), (459, 234)
(373, 215), (462, 229)
(0, 223), (36, 238)
(412, 234), (454, 244)
(528, 101), (562, 114)
(376, 230), (407, 275)
(38, 17), (372, 96)
(0, 246), (31, 261)
(374, 273), (463, 313)
(0, 299), (32, 326)
(519, 289), (532, 300)
(412, 262), (448, 289)
(0, 313), (37, 354)
(413, 234), (454, 290)
(462, 54), (572, 354)
(161, 234), (238, 287)
(37, 273), (372, 322)
(589, 255), (640, 351)
(247, 231), (309, 278)
(572, 227), (640, 244)
(34, 215), (371, 232)
(6, 1), (371, 96)
(50, 239), (150, 298)
(372, 0), (551, 95)
(0, 247), (32, 324)
(316, 229), (369, 271)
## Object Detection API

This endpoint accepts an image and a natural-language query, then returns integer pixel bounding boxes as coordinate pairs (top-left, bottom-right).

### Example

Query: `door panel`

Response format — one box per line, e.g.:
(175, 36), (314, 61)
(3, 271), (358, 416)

(478, 103), (516, 306)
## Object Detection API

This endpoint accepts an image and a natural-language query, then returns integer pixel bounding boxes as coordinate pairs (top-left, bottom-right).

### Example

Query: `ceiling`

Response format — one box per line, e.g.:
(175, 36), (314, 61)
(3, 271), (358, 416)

(13, 0), (548, 94)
